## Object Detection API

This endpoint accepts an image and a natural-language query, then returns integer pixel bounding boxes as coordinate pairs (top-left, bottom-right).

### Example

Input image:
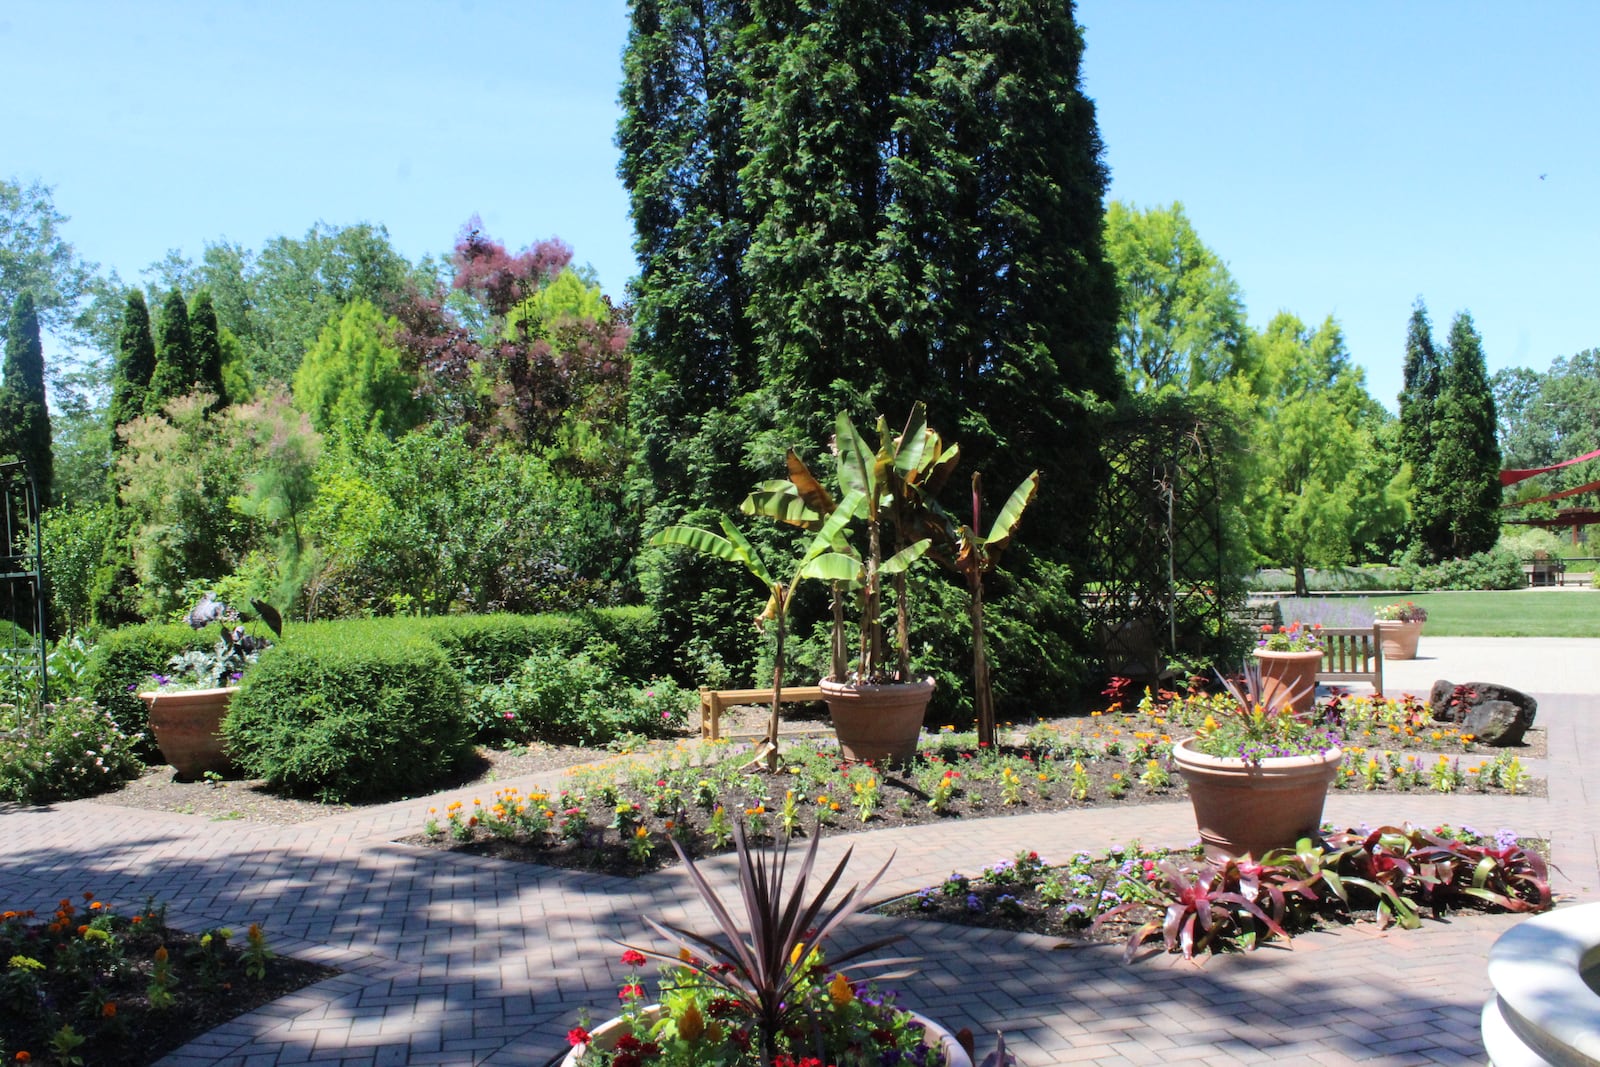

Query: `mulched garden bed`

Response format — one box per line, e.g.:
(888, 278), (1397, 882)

(396, 711), (1545, 877)
(0, 896), (337, 1067)
(874, 825), (1553, 960)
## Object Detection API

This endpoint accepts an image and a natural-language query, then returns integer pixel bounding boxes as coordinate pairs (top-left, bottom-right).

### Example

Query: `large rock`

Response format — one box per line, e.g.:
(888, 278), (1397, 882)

(1428, 679), (1537, 746)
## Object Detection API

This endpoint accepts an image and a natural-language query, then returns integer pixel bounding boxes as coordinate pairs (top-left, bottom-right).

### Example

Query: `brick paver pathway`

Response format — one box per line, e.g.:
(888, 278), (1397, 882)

(4, 638), (1594, 1066)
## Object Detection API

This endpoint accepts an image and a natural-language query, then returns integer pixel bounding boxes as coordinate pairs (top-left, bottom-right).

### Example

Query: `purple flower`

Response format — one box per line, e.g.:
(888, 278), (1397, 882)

(965, 893), (982, 912)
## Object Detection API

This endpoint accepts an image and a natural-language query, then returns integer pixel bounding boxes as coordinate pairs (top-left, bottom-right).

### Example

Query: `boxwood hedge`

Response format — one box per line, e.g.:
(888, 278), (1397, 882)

(224, 626), (471, 803)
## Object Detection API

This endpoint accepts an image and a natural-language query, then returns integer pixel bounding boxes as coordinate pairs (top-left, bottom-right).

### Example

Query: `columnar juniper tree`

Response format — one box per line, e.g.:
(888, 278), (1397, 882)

(109, 291), (157, 451)
(188, 290), (229, 410)
(1399, 300), (1443, 556)
(145, 287), (196, 414)
(1424, 312), (1501, 557)
(0, 291), (52, 507)
(622, 0), (1121, 711)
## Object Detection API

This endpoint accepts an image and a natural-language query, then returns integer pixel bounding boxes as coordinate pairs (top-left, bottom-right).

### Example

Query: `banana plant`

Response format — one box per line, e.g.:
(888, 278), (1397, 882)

(743, 405), (948, 685)
(924, 468), (1040, 746)
(650, 500), (859, 768)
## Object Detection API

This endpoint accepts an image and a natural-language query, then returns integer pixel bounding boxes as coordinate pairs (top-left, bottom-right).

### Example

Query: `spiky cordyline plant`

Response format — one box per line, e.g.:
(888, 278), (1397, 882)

(625, 819), (916, 1064)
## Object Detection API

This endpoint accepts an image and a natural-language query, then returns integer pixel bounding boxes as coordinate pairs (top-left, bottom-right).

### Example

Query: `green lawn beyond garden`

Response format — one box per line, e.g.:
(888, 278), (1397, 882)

(1351, 590), (1600, 638)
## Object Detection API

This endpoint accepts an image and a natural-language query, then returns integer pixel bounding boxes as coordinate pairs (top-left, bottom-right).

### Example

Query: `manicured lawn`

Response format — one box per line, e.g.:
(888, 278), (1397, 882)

(1352, 590), (1600, 638)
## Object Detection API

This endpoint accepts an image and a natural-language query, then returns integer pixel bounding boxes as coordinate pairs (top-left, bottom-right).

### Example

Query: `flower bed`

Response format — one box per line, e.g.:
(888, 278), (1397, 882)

(881, 824), (1551, 960)
(410, 689), (1543, 876)
(0, 893), (335, 1067)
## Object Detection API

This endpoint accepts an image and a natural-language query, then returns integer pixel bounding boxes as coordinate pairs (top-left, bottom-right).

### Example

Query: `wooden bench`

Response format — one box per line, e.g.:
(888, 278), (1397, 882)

(698, 685), (827, 741)
(1316, 625), (1384, 696)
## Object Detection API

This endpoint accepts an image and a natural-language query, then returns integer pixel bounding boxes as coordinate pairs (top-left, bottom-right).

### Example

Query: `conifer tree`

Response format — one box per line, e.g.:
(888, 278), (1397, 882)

(145, 287), (196, 413)
(1399, 300), (1443, 555)
(620, 0), (757, 519)
(621, 0), (1122, 708)
(109, 290), (157, 446)
(1420, 311), (1501, 557)
(0, 291), (52, 507)
(189, 289), (228, 409)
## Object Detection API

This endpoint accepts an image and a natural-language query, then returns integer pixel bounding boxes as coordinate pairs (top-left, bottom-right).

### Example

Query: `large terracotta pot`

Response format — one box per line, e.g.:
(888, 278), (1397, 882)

(820, 676), (936, 766)
(563, 1003), (973, 1067)
(1375, 619), (1423, 660)
(137, 686), (238, 779)
(1171, 738), (1342, 862)
(1251, 648), (1324, 716)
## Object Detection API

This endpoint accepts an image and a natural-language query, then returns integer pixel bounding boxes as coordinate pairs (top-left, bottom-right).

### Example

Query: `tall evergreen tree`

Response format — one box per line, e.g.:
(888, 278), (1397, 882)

(188, 289), (229, 409)
(0, 291), (53, 507)
(1420, 311), (1501, 557)
(621, 0), (757, 520)
(620, 0), (1122, 708)
(109, 290), (157, 446)
(145, 287), (196, 413)
(1398, 300), (1443, 554)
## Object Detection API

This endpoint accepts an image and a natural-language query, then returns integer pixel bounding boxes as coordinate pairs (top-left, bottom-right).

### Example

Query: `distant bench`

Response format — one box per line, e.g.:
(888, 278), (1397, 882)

(1316, 625), (1384, 695)
(698, 686), (827, 741)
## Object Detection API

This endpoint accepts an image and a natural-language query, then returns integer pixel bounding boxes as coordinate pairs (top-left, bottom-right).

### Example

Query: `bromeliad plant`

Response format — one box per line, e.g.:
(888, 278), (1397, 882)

(570, 819), (943, 1066)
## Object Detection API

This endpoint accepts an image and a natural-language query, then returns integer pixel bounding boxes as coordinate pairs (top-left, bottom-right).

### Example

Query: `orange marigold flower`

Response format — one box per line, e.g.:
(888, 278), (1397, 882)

(17, 1052), (33, 1062)
(154, 946), (169, 962)
(103, 1002), (118, 1018)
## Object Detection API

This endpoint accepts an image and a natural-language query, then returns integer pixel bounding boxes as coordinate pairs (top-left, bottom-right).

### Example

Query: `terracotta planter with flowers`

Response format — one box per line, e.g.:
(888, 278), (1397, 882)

(1172, 739), (1342, 862)
(1252, 621), (1325, 715)
(1250, 649), (1323, 716)
(1175, 661), (1341, 861)
(1372, 602), (1428, 660)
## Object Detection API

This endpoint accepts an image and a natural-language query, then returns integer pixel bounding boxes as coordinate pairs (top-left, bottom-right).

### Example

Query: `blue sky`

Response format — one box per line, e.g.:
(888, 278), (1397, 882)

(3, 2), (1594, 411)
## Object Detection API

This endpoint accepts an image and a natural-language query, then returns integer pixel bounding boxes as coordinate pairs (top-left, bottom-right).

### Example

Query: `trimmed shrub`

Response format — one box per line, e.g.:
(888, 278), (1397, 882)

(420, 607), (666, 684)
(0, 698), (143, 803)
(225, 628), (471, 803)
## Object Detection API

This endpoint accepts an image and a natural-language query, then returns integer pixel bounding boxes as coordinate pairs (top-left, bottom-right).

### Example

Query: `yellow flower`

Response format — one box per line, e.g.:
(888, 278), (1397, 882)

(791, 942), (806, 965)
(828, 971), (854, 1005)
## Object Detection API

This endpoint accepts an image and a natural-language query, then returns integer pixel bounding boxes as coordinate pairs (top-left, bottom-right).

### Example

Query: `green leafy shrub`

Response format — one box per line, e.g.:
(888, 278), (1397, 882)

(84, 622), (213, 746)
(224, 629), (471, 802)
(1401, 546), (1524, 590)
(469, 643), (691, 746)
(0, 698), (143, 803)
(420, 607), (665, 685)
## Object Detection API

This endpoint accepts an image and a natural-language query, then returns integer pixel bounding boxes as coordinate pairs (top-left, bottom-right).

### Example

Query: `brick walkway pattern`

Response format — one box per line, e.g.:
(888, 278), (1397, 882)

(3, 637), (1595, 1066)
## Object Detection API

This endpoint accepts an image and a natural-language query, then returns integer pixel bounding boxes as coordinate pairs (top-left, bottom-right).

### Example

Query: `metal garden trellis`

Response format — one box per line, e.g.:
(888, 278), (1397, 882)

(1082, 409), (1236, 683)
(0, 460), (48, 709)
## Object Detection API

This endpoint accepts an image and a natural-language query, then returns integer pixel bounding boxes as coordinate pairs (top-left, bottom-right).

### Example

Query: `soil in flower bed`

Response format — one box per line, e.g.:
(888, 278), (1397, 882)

(0, 897), (337, 1067)
(398, 713), (1544, 877)
(876, 826), (1552, 957)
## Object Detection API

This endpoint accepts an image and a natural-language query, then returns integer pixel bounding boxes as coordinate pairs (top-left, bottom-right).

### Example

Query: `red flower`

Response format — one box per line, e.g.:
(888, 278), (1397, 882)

(566, 1027), (590, 1047)
(618, 983), (645, 1000)
(615, 1035), (642, 1052)
(620, 949), (647, 966)
(614, 1055), (641, 1067)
